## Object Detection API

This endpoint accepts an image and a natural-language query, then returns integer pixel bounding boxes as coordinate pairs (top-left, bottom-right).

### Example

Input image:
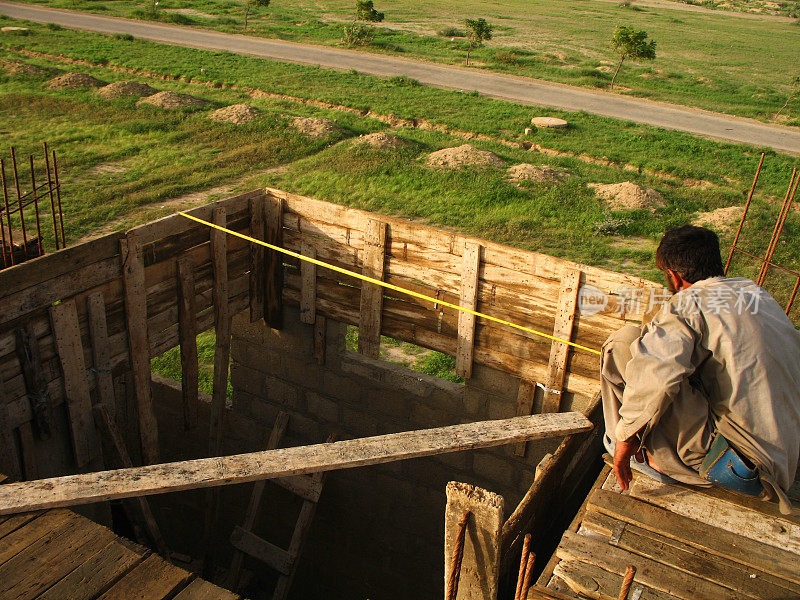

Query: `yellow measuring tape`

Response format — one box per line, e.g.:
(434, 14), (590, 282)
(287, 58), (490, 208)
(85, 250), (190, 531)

(179, 212), (602, 356)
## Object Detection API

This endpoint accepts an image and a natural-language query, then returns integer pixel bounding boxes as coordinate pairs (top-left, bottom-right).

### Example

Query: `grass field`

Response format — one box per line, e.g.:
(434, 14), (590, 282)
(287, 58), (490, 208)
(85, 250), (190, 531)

(11, 0), (800, 123)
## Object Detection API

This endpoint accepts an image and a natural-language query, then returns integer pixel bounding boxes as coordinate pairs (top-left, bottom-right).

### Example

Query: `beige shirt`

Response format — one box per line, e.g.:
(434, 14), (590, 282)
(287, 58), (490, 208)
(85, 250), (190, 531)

(616, 277), (800, 511)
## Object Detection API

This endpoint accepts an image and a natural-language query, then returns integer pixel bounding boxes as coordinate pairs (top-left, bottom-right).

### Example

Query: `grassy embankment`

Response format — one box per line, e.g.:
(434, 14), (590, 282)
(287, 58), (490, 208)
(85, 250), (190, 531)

(2, 21), (798, 386)
(13, 0), (800, 123)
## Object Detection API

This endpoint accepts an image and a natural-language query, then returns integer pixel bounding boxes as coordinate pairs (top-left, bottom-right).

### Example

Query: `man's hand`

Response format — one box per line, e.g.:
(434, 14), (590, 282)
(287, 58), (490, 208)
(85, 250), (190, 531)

(613, 436), (644, 491)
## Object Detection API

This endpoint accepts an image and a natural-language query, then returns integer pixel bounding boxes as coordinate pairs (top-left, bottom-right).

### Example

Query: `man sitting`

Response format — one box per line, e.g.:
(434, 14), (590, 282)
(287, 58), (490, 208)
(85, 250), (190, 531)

(602, 225), (800, 513)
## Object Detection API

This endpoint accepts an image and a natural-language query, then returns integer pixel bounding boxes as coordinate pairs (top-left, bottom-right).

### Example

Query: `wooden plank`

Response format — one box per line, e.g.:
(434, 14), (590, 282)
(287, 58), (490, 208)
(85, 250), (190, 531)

(209, 206), (231, 458)
(0, 412), (592, 515)
(588, 488), (800, 586)
(0, 509), (71, 567)
(120, 232), (159, 465)
(86, 292), (117, 417)
(358, 219), (387, 359)
(0, 512), (41, 540)
(553, 559), (681, 600)
(17, 422), (37, 480)
(94, 403), (170, 559)
(172, 579), (240, 600)
(264, 195), (284, 329)
(176, 256), (199, 431)
(513, 380), (536, 457)
(249, 194), (266, 323)
(313, 315), (326, 365)
(455, 241), (481, 379)
(272, 473), (324, 503)
(14, 323), (53, 438)
(0, 377), (21, 482)
(36, 539), (146, 600)
(556, 531), (736, 600)
(96, 552), (192, 600)
(299, 243), (316, 324)
(230, 526), (293, 575)
(49, 300), (98, 468)
(541, 269), (581, 413)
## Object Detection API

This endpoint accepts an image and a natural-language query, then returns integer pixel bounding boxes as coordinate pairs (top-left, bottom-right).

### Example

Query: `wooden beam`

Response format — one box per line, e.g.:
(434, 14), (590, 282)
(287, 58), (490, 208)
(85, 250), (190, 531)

(512, 380), (536, 457)
(299, 243), (316, 325)
(541, 269), (581, 413)
(49, 300), (98, 468)
(0, 377), (21, 482)
(86, 292), (116, 418)
(230, 527), (293, 575)
(358, 219), (387, 359)
(14, 323), (52, 438)
(455, 242), (481, 380)
(0, 413), (591, 515)
(264, 195), (284, 329)
(313, 315), (326, 365)
(120, 232), (159, 464)
(249, 194), (266, 323)
(209, 206), (231, 458)
(176, 256), (199, 431)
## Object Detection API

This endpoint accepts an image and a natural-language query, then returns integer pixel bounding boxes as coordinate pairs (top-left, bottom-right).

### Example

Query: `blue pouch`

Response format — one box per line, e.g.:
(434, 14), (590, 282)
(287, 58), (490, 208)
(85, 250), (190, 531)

(699, 434), (764, 497)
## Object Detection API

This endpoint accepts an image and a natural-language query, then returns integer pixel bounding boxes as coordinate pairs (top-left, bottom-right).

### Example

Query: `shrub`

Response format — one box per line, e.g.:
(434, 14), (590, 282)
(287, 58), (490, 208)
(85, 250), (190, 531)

(167, 13), (195, 25)
(389, 75), (421, 86)
(46, 23), (62, 31)
(342, 22), (375, 46)
(594, 217), (633, 235)
(438, 26), (466, 37)
(495, 49), (519, 65)
(414, 351), (464, 383)
(113, 33), (135, 41)
(356, 0), (384, 22)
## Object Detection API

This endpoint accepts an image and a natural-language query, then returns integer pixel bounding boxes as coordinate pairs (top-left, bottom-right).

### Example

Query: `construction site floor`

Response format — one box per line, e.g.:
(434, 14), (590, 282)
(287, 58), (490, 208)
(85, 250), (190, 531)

(0, 505), (241, 600)
(538, 459), (800, 600)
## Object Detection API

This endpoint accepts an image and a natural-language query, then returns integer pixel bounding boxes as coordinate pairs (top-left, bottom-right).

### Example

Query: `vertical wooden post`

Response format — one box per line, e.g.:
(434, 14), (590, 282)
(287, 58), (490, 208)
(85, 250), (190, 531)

(176, 256), (199, 431)
(300, 243), (317, 325)
(15, 324), (52, 438)
(86, 292), (117, 417)
(456, 242), (481, 379)
(541, 269), (582, 414)
(513, 380), (537, 457)
(209, 206), (231, 457)
(358, 219), (387, 359)
(264, 196), (284, 329)
(313, 316), (327, 366)
(50, 299), (99, 468)
(249, 194), (265, 323)
(120, 232), (159, 465)
(444, 482), (504, 600)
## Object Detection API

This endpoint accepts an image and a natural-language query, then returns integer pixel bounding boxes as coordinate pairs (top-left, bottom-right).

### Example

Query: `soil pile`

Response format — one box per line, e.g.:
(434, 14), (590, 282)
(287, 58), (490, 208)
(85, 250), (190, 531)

(693, 206), (744, 231)
(137, 91), (211, 109)
(47, 72), (105, 89)
(2, 60), (58, 78)
(97, 81), (157, 98)
(426, 144), (504, 169)
(589, 182), (666, 212)
(353, 132), (410, 149)
(508, 163), (570, 184)
(292, 116), (345, 138)
(207, 104), (262, 124)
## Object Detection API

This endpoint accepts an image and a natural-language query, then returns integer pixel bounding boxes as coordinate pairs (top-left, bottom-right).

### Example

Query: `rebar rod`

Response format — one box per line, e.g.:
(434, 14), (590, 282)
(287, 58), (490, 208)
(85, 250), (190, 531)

(10, 147), (28, 253)
(52, 150), (65, 248)
(725, 153), (765, 275)
(731, 247), (800, 278)
(519, 550), (536, 600)
(43, 142), (59, 250)
(0, 212), (7, 268)
(758, 169), (798, 286)
(618, 565), (637, 600)
(514, 533), (532, 600)
(446, 510), (470, 600)
(787, 276), (800, 315)
(28, 155), (44, 256)
(0, 159), (14, 266)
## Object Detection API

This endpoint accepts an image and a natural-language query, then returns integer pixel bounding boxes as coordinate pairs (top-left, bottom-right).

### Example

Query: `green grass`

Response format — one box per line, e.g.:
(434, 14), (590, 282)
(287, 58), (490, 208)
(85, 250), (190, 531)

(11, 0), (800, 121)
(151, 331), (232, 397)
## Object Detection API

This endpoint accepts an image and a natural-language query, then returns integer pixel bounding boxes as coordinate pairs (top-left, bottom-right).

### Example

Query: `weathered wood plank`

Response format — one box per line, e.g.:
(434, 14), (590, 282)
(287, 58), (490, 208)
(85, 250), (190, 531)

(96, 552), (192, 600)
(172, 579), (240, 600)
(50, 300), (97, 468)
(14, 323), (53, 438)
(542, 269), (581, 413)
(358, 219), (387, 359)
(0, 413), (591, 515)
(264, 195), (284, 329)
(176, 256), (199, 431)
(209, 206), (231, 458)
(553, 559), (681, 600)
(299, 243), (316, 325)
(0, 509), (71, 567)
(313, 315), (326, 365)
(86, 292), (117, 418)
(455, 241), (481, 379)
(512, 380), (537, 457)
(120, 233), (159, 465)
(0, 377), (21, 482)
(230, 526), (293, 575)
(249, 194), (266, 323)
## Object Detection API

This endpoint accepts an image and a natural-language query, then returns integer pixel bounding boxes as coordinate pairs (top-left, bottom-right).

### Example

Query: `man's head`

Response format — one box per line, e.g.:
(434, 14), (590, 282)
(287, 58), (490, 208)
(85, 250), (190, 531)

(656, 225), (724, 293)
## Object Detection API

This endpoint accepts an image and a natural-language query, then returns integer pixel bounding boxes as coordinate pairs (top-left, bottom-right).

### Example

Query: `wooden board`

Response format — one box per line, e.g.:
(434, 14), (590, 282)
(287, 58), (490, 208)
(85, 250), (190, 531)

(96, 552), (191, 600)
(176, 256), (199, 431)
(0, 413), (592, 514)
(300, 243), (317, 325)
(313, 315), (326, 365)
(0, 510), (71, 566)
(230, 526), (293, 575)
(249, 194), (265, 323)
(209, 206), (230, 458)
(513, 380), (537, 457)
(552, 559), (682, 600)
(172, 579), (240, 600)
(358, 219), (387, 359)
(264, 195), (284, 329)
(455, 242), (481, 379)
(541, 269), (581, 413)
(86, 292), (117, 417)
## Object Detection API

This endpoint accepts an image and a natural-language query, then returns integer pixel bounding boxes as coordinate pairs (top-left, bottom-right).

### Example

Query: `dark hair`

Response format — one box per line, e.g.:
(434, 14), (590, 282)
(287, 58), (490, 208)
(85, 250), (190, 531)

(655, 225), (724, 283)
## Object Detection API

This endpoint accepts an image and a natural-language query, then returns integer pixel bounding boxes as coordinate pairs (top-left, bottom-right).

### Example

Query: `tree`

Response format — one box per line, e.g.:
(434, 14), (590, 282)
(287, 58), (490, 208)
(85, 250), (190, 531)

(356, 0), (384, 22)
(243, 0), (269, 30)
(775, 74), (800, 119)
(463, 18), (493, 66)
(609, 25), (656, 89)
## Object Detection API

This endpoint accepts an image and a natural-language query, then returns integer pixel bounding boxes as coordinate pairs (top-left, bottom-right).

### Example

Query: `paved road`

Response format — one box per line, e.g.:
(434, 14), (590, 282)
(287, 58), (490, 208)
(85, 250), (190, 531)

(2, 1), (800, 154)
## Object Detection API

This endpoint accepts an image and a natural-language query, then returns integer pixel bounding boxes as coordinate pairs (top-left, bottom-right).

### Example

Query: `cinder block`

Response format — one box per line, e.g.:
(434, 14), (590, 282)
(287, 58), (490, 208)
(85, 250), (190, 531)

(462, 387), (489, 418)
(341, 406), (379, 436)
(473, 451), (520, 493)
(487, 395), (515, 421)
(321, 370), (359, 402)
(264, 374), (301, 408)
(363, 390), (410, 421)
(230, 363), (265, 397)
(468, 363), (519, 398)
(307, 391), (340, 423)
(341, 354), (384, 383)
(409, 401), (456, 428)
(280, 354), (323, 390)
(381, 365), (434, 398)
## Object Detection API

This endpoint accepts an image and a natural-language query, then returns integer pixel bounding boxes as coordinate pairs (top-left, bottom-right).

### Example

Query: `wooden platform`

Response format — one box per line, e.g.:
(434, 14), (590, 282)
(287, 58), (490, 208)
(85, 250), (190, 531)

(0, 505), (242, 600)
(538, 461), (800, 600)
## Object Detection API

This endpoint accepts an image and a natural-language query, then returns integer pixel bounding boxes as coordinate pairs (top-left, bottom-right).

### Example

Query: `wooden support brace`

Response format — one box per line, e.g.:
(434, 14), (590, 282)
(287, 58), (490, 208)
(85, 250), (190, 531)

(541, 269), (582, 414)
(313, 315), (327, 366)
(120, 232), (159, 465)
(358, 219), (387, 359)
(86, 292), (116, 418)
(513, 380), (537, 457)
(264, 195), (284, 329)
(0, 413), (591, 515)
(15, 323), (53, 438)
(299, 243), (317, 325)
(50, 299), (98, 468)
(249, 194), (266, 323)
(176, 256), (199, 431)
(209, 206), (231, 458)
(456, 242), (481, 380)
(444, 482), (504, 600)
(231, 527), (293, 575)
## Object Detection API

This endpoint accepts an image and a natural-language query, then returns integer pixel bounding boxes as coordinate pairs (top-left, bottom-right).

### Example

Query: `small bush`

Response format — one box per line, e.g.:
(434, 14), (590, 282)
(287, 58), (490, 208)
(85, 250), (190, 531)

(594, 217), (633, 235)
(389, 75), (421, 86)
(342, 22), (375, 46)
(167, 13), (195, 25)
(356, 0), (384, 22)
(214, 16), (238, 25)
(495, 49), (519, 65)
(438, 26), (466, 37)
(414, 352), (464, 384)
(113, 33), (135, 41)
(46, 23), (62, 31)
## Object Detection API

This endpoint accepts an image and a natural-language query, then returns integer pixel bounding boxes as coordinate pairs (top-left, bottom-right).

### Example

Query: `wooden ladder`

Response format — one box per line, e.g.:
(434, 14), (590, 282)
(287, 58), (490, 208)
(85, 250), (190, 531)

(227, 411), (333, 600)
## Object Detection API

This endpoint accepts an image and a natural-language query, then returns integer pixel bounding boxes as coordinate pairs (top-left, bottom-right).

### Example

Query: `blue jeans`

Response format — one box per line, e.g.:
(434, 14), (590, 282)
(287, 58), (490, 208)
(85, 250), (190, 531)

(699, 434), (764, 497)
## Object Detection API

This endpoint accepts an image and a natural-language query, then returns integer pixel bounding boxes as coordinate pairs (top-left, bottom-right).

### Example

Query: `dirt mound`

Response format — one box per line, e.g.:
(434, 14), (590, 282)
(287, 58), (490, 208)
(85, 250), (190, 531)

(207, 104), (262, 124)
(589, 182), (666, 212)
(292, 116), (345, 138)
(47, 72), (105, 89)
(2, 60), (58, 78)
(353, 132), (410, 149)
(137, 91), (211, 109)
(693, 206), (744, 231)
(97, 81), (157, 98)
(426, 144), (505, 169)
(508, 163), (570, 184)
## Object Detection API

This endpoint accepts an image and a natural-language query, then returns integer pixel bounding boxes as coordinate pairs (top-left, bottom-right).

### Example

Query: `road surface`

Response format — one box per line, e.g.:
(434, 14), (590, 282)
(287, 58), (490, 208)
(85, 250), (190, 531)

(2, 1), (799, 154)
